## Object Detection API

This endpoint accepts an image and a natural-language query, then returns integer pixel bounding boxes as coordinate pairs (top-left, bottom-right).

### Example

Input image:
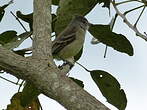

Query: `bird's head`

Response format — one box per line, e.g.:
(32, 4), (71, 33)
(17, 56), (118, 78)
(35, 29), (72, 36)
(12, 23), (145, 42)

(72, 16), (91, 30)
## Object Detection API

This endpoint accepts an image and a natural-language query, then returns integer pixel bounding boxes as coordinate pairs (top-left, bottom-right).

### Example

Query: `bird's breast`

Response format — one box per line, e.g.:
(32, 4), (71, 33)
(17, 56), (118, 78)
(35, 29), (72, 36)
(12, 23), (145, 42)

(58, 28), (86, 59)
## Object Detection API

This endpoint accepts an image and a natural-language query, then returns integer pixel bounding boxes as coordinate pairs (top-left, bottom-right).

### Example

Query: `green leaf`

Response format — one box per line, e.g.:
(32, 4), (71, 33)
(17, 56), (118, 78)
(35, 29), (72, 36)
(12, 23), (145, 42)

(90, 70), (127, 110)
(16, 11), (33, 31)
(0, 7), (5, 22)
(20, 82), (40, 107)
(55, 0), (98, 35)
(7, 92), (40, 110)
(16, 11), (56, 33)
(0, 31), (31, 50)
(89, 24), (134, 56)
(69, 77), (84, 88)
(55, 0), (110, 35)
(0, 31), (17, 45)
(7, 93), (25, 110)
(97, 0), (110, 9)
(0, 3), (9, 22)
(4, 32), (32, 50)
(52, 0), (60, 5)
(74, 47), (83, 61)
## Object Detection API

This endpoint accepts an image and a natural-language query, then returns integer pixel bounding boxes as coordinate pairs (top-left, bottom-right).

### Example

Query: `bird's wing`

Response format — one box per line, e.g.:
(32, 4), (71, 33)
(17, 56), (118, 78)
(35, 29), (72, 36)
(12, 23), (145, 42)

(52, 32), (76, 55)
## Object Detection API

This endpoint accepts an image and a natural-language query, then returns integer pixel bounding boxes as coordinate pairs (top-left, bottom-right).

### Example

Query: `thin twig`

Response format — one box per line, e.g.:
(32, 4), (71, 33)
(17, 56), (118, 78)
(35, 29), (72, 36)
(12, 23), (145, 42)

(37, 98), (43, 110)
(111, 0), (147, 41)
(124, 5), (144, 15)
(0, 75), (19, 85)
(18, 80), (25, 92)
(16, 78), (20, 84)
(10, 11), (33, 40)
(134, 6), (146, 27)
(104, 45), (108, 58)
(115, 0), (142, 5)
(144, 32), (147, 36)
(10, 11), (28, 32)
(8, 0), (14, 5)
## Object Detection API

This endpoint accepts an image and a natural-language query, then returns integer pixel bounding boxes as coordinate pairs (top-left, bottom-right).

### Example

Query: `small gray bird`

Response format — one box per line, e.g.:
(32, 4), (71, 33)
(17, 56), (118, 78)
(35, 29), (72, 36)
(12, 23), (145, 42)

(52, 16), (90, 64)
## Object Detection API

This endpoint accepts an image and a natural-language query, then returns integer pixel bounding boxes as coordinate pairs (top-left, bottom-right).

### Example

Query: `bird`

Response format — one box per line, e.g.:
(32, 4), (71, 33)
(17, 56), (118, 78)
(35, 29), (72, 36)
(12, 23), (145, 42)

(52, 16), (91, 65)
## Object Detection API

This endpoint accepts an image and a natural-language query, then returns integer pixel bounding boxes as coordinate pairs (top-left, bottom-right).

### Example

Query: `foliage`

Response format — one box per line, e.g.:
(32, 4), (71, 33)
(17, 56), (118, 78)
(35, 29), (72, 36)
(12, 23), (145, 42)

(20, 82), (40, 107)
(90, 70), (127, 110)
(89, 24), (133, 56)
(7, 92), (40, 110)
(0, 1), (12, 22)
(0, 31), (32, 50)
(0, 0), (146, 110)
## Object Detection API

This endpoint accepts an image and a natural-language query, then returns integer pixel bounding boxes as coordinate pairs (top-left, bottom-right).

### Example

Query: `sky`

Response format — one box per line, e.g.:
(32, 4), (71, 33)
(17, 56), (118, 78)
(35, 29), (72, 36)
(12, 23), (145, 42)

(0, 0), (147, 110)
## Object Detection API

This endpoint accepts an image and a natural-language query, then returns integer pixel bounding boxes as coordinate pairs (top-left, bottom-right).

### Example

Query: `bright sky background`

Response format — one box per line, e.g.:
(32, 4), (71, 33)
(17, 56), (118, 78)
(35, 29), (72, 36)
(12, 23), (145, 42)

(0, 0), (147, 110)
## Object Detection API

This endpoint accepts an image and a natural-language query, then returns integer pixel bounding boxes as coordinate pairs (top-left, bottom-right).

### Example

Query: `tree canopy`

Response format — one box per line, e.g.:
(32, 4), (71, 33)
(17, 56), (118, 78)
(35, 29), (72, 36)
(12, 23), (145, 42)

(0, 0), (147, 110)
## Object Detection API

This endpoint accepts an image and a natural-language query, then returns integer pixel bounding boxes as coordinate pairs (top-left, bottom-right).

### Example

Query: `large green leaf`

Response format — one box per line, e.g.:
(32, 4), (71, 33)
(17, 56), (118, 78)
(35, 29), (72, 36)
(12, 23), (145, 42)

(0, 3), (10, 22)
(0, 31), (31, 50)
(55, 0), (110, 35)
(4, 32), (32, 50)
(16, 11), (56, 32)
(90, 70), (127, 110)
(7, 92), (40, 110)
(16, 11), (33, 31)
(89, 24), (134, 56)
(0, 6), (5, 22)
(55, 0), (98, 35)
(20, 82), (40, 107)
(0, 31), (17, 45)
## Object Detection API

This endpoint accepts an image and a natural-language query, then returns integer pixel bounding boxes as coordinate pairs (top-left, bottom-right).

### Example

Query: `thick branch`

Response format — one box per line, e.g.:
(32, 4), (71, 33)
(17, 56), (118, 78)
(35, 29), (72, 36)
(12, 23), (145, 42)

(0, 0), (110, 109)
(0, 46), (28, 79)
(32, 0), (53, 61)
(0, 46), (110, 110)
(32, 0), (110, 108)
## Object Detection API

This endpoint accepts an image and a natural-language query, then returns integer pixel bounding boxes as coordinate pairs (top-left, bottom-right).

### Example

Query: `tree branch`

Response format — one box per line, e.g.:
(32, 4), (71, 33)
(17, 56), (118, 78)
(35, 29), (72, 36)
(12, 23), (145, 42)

(0, 46), (28, 79)
(0, 46), (110, 110)
(111, 0), (147, 41)
(0, 0), (111, 109)
(32, 0), (53, 62)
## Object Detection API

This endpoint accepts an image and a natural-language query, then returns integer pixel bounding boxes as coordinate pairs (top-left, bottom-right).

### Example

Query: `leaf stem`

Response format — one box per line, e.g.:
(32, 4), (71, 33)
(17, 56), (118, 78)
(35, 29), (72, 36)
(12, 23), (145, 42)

(76, 62), (90, 72)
